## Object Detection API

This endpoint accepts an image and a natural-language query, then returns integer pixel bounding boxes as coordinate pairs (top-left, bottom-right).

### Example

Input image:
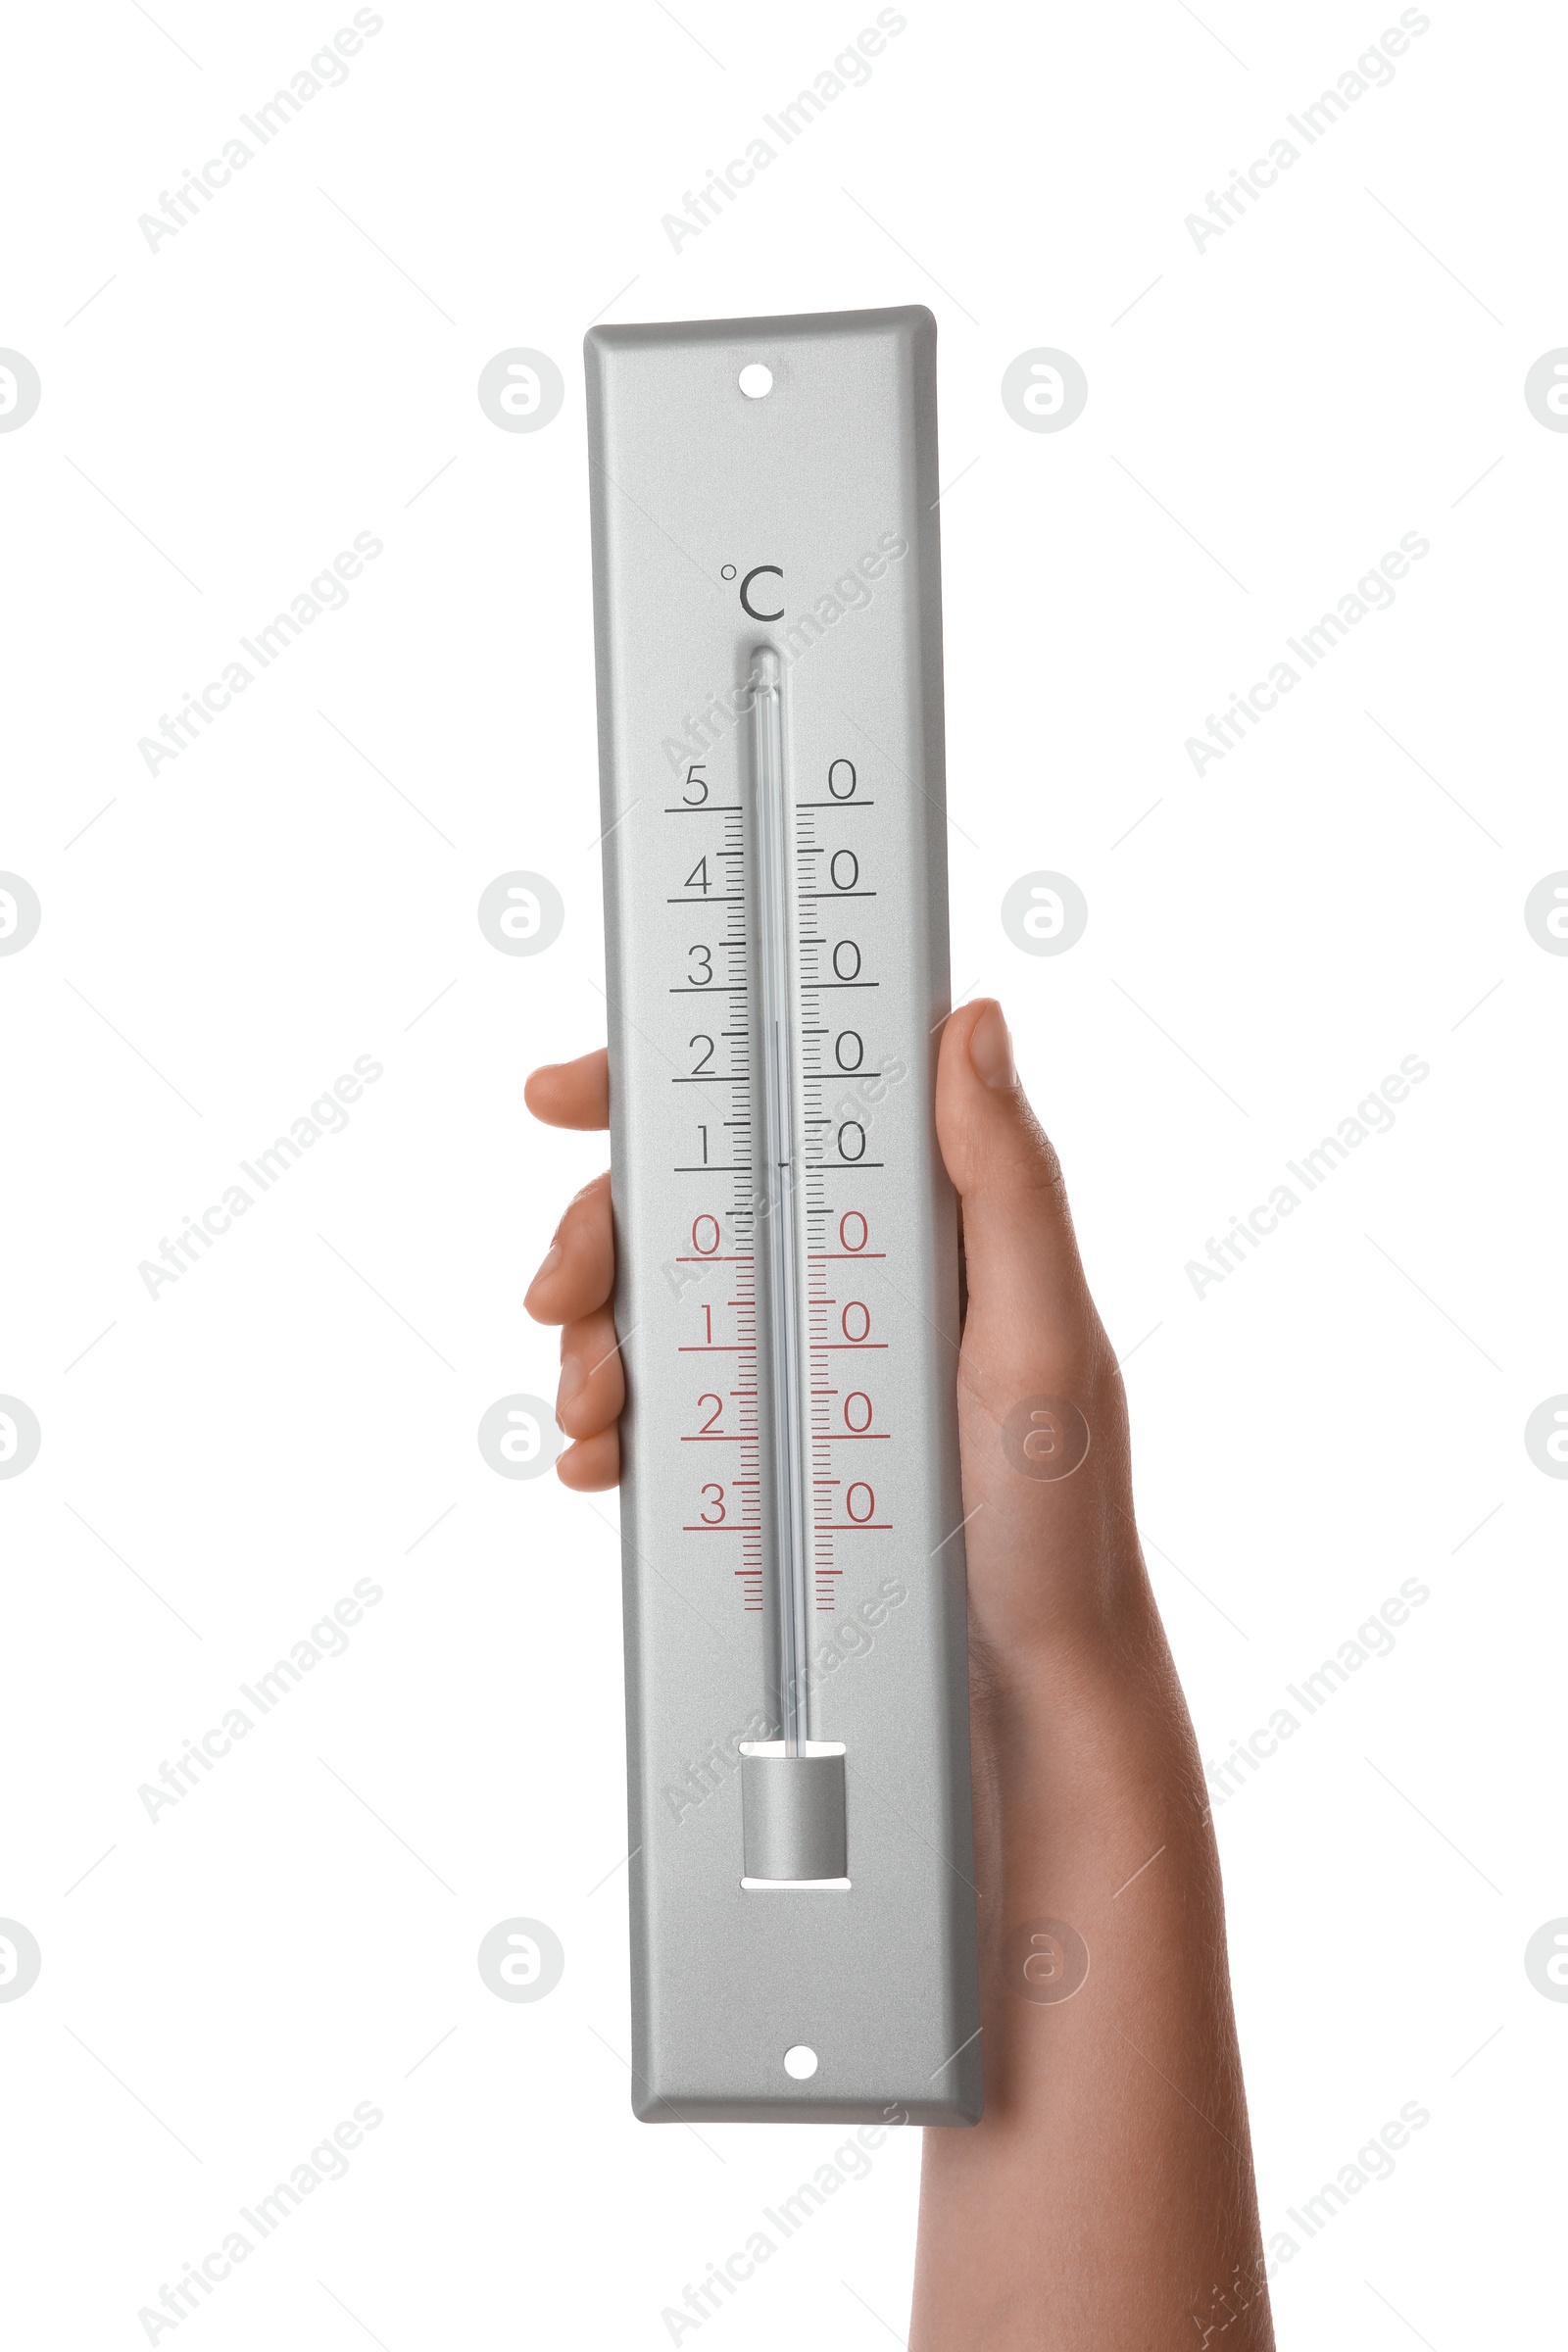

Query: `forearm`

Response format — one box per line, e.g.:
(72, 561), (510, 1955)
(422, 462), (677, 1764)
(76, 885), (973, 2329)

(911, 1600), (1273, 2349)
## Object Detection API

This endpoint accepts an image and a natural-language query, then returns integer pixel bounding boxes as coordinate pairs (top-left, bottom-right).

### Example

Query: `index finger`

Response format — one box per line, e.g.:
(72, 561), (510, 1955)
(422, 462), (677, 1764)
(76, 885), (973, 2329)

(525, 1047), (609, 1130)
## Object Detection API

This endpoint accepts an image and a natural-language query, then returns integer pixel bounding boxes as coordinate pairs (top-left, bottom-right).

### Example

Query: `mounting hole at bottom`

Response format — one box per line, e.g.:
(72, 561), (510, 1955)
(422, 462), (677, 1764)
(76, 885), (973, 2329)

(783, 2044), (818, 2080)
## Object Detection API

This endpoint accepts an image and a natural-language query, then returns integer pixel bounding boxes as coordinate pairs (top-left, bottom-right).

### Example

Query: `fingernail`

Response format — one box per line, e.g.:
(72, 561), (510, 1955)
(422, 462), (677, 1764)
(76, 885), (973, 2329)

(968, 1002), (1015, 1090)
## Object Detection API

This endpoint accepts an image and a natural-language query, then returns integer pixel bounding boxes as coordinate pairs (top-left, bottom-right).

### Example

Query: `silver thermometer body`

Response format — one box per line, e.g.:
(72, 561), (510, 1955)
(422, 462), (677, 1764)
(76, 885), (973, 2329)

(585, 307), (981, 2124)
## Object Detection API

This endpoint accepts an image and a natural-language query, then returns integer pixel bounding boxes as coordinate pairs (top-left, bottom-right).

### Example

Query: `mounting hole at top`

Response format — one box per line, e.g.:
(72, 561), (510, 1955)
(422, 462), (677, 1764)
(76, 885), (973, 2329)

(738, 363), (773, 400)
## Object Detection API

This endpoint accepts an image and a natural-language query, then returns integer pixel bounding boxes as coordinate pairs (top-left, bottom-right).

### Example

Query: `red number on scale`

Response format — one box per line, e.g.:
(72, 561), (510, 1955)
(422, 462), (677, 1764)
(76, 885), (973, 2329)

(691, 1214), (720, 1254)
(842, 1301), (870, 1343)
(846, 1483), (876, 1522)
(700, 1485), (727, 1524)
(697, 1394), (723, 1433)
(845, 1392), (873, 1432)
(840, 1211), (868, 1252)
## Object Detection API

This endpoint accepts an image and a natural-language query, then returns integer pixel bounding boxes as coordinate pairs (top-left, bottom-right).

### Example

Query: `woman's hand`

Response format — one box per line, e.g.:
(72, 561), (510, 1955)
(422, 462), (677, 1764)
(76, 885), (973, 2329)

(525, 1002), (1273, 2350)
(521, 1050), (617, 1492)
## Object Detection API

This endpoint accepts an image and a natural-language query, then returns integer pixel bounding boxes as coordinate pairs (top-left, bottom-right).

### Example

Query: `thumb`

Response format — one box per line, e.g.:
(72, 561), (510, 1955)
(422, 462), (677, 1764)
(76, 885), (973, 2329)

(935, 1001), (1134, 1643)
(936, 999), (1112, 1409)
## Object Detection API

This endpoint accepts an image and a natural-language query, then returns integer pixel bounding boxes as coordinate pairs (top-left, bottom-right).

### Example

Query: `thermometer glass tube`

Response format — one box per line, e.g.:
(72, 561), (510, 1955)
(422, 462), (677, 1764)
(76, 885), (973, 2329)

(750, 646), (813, 1757)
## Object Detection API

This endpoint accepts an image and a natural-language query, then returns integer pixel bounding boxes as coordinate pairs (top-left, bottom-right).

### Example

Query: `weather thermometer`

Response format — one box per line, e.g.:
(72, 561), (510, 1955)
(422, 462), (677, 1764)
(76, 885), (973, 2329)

(584, 307), (980, 2123)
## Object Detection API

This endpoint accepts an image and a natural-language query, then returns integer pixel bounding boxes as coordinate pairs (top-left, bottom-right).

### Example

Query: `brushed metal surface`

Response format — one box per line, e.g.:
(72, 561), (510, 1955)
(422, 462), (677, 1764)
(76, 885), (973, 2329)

(741, 1751), (848, 1883)
(584, 307), (980, 2124)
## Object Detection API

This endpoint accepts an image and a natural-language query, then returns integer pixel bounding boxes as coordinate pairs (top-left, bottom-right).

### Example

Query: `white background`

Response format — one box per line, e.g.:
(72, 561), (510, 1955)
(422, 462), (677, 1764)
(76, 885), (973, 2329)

(2, 1), (1563, 2344)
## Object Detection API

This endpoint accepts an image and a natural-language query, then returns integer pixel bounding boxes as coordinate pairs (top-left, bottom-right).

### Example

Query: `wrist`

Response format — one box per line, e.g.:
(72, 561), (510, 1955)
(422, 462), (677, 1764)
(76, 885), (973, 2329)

(967, 1600), (1213, 1873)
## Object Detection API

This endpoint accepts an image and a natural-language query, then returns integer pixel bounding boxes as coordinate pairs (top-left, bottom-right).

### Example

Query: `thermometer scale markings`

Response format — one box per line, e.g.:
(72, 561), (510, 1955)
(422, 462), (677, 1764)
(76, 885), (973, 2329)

(662, 656), (897, 1656)
(660, 779), (762, 1607)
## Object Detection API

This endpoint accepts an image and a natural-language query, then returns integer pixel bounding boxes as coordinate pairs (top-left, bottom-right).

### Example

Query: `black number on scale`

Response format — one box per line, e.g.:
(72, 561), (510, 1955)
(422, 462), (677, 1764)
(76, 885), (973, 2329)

(830, 850), (859, 891)
(834, 1031), (863, 1071)
(683, 762), (709, 806)
(697, 1124), (709, 1164)
(828, 759), (857, 800)
(689, 1035), (714, 1072)
(832, 940), (861, 981)
(685, 857), (710, 895)
(688, 944), (712, 986)
(839, 1121), (866, 1161)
